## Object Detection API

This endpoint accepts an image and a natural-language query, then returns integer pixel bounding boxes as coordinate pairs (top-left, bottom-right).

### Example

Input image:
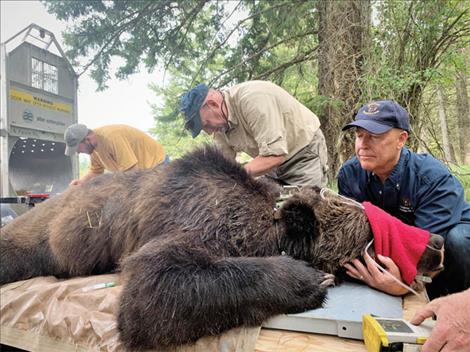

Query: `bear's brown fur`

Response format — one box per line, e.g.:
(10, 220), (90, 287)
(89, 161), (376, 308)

(0, 146), (444, 349)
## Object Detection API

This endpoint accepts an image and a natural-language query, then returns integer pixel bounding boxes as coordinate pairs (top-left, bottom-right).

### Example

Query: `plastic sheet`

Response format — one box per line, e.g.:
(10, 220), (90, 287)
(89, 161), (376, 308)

(0, 274), (260, 352)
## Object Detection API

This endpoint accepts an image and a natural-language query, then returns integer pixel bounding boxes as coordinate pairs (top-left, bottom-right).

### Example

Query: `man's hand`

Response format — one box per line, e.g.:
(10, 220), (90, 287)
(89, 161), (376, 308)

(343, 253), (409, 296)
(69, 170), (102, 187)
(410, 289), (470, 352)
(69, 179), (82, 186)
(244, 155), (286, 177)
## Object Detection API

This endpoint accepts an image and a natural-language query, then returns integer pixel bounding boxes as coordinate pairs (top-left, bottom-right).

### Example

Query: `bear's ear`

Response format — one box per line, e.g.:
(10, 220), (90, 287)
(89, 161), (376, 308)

(279, 197), (318, 240)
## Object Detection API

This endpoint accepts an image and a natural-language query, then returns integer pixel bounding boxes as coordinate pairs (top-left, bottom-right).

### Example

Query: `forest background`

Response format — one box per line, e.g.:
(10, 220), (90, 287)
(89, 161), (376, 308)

(44, 0), (470, 200)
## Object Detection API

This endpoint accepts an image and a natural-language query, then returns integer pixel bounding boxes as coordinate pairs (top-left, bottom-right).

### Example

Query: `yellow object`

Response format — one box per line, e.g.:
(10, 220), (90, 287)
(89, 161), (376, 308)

(10, 88), (72, 113)
(363, 314), (434, 352)
(363, 315), (389, 351)
(415, 337), (427, 344)
(89, 124), (166, 173)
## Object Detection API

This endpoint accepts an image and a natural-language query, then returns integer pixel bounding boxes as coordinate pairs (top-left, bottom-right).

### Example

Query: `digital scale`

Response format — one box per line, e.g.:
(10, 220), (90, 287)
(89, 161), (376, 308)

(363, 315), (434, 352)
(263, 281), (403, 339)
(263, 282), (434, 352)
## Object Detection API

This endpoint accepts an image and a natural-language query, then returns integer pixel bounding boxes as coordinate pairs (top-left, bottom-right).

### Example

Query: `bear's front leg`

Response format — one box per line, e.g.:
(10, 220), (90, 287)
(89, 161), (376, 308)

(117, 237), (333, 350)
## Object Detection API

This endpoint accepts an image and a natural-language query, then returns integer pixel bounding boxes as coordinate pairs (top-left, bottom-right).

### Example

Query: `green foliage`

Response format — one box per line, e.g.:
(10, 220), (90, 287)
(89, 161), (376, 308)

(362, 0), (470, 106)
(43, 0), (217, 89)
(357, 0), (470, 157)
(43, 0), (470, 171)
(79, 155), (90, 177)
(43, 0), (320, 91)
(148, 71), (211, 158)
(451, 164), (470, 202)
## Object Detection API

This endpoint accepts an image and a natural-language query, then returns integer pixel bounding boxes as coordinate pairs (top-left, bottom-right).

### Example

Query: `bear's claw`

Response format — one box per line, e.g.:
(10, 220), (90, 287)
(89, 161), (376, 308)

(320, 273), (335, 287)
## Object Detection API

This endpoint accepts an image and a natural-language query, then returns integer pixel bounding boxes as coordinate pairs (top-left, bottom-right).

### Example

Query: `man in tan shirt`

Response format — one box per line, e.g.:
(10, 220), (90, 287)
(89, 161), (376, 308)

(64, 124), (167, 186)
(180, 81), (328, 187)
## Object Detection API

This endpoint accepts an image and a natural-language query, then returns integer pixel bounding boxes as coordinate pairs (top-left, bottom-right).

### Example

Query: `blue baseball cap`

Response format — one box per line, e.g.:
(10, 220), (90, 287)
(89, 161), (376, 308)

(179, 83), (209, 138)
(342, 100), (410, 134)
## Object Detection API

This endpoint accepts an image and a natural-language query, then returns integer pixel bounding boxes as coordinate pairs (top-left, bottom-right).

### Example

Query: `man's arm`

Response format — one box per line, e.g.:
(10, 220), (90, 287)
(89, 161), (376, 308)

(338, 166), (353, 196)
(414, 170), (467, 235)
(123, 164), (138, 172)
(337, 161), (367, 201)
(244, 155), (286, 177)
(69, 170), (103, 186)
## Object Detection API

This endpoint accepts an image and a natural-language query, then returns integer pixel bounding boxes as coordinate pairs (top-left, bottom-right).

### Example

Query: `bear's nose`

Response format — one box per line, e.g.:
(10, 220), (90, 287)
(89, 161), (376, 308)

(429, 234), (444, 250)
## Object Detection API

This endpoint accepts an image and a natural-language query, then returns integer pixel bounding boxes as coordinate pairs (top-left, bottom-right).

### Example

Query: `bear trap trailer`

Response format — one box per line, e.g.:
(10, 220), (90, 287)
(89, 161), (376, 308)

(0, 24), (78, 221)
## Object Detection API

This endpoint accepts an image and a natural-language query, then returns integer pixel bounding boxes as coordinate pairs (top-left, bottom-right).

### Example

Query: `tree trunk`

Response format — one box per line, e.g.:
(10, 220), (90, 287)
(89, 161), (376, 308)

(436, 85), (455, 162)
(455, 52), (470, 164)
(317, 0), (370, 180)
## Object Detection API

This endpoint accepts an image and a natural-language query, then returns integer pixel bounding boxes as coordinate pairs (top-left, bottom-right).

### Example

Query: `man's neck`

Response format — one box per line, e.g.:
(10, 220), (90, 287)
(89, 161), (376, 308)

(375, 169), (393, 184)
(375, 152), (402, 184)
(220, 90), (229, 122)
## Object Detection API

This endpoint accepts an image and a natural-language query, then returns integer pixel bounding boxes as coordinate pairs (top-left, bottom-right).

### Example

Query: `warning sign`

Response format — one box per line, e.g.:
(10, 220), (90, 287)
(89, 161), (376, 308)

(10, 89), (72, 114)
(8, 86), (74, 135)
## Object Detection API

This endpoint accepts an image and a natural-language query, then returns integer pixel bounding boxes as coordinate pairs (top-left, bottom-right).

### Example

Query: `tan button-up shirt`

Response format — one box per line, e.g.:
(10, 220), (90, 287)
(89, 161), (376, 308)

(214, 81), (320, 161)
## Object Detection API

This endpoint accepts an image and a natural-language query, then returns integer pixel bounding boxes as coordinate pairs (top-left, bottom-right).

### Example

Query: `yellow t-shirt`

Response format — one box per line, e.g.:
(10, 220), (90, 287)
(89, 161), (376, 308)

(89, 124), (165, 174)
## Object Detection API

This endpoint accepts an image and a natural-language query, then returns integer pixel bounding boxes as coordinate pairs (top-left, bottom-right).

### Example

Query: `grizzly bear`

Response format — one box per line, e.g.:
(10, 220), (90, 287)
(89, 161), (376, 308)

(0, 146), (443, 349)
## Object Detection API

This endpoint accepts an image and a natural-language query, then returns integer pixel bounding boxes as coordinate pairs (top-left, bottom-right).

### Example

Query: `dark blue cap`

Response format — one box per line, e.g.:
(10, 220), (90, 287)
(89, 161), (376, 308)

(179, 83), (209, 138)
(342, 100), (410, 134)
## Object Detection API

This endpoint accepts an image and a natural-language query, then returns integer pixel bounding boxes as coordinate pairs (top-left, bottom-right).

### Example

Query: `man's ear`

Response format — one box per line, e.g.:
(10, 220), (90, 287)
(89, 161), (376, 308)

(280, 198), (318, 240)
(205, 99), (219, 109)
(204, 90), (221, 109)
(398, 130), (408, 148)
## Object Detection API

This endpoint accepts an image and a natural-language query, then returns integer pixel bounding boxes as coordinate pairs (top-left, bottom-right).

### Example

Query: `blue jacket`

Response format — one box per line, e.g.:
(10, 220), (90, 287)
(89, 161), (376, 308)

(338, 147), (470, 236)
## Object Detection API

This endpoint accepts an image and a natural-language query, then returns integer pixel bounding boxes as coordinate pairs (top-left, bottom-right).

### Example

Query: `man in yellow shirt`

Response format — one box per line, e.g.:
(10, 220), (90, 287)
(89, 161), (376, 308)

(64, 124), (167, 186)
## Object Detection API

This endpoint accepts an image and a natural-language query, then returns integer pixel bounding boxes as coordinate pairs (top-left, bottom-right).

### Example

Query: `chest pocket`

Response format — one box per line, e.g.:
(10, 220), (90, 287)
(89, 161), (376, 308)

(227, 129), (258, 155)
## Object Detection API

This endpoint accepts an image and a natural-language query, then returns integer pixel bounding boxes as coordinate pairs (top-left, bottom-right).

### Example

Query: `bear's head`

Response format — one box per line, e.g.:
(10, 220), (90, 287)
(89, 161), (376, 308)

(277, 187), (444, 289)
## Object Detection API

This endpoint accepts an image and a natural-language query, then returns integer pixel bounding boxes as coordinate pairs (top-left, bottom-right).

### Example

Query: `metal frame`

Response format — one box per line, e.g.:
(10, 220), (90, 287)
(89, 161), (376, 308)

(0, 23), (78, 197)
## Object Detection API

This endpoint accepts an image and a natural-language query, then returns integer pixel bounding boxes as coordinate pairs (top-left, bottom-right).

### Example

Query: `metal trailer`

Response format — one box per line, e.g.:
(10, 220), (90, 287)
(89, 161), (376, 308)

(0, 24), (78, 203)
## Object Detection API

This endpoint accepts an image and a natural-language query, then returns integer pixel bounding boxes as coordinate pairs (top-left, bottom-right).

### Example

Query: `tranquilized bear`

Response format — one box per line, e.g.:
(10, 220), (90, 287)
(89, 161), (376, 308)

(0, 146), (444, 349)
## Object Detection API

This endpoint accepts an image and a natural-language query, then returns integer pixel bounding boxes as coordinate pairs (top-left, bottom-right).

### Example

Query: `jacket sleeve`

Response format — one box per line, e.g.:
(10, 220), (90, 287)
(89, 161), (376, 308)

(414, 171), (467, 236)
(338, 166), (354, 198)
(337, 161), (366, 202)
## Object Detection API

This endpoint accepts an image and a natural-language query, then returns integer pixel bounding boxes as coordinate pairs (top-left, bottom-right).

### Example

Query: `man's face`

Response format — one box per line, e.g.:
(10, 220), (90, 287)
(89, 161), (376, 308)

(77, 138), (95, 154)
(199, 102), (229, 135)
(354, 127), (408, 176)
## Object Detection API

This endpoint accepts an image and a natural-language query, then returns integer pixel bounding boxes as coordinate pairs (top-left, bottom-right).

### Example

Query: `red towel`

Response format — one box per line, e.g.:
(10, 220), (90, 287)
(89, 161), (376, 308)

(363, 202), (430, 285)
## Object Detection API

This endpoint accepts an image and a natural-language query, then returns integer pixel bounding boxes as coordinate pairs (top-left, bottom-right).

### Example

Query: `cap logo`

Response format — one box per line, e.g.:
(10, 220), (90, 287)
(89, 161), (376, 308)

(363, 102), (380, 115)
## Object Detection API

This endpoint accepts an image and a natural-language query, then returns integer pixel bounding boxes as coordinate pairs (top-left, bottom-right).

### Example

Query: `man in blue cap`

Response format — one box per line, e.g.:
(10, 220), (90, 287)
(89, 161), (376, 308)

(179, 81), (328, 187)
(337, 100), (470, 300)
